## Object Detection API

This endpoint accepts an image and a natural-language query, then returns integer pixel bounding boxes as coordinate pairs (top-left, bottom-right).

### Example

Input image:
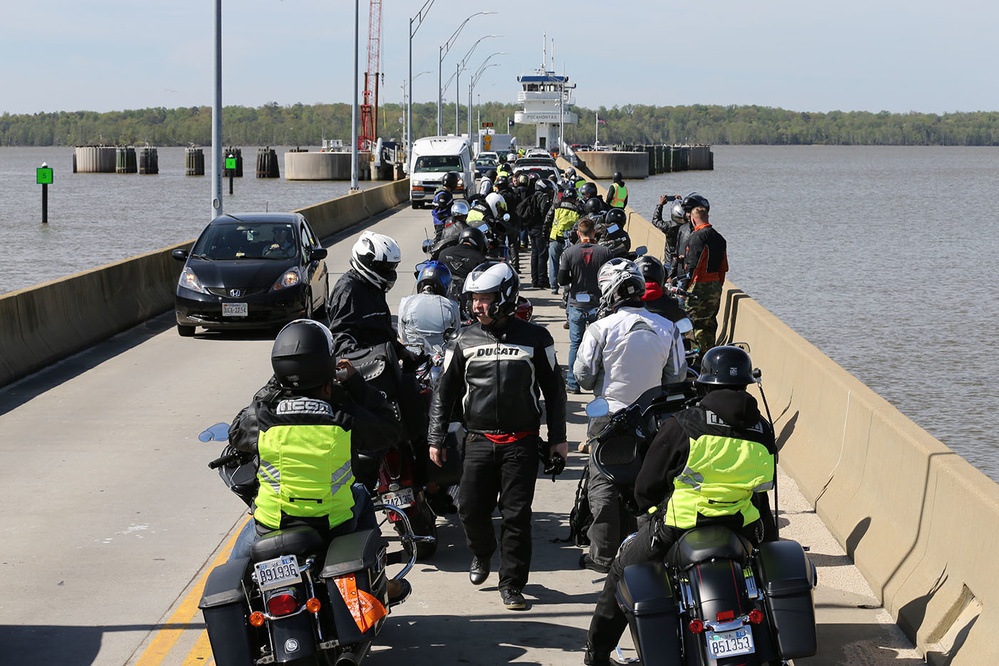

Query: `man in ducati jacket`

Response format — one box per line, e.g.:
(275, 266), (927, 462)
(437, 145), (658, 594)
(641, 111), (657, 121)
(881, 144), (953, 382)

(428, 261), (568, 612)
(584, 346), (776, 666)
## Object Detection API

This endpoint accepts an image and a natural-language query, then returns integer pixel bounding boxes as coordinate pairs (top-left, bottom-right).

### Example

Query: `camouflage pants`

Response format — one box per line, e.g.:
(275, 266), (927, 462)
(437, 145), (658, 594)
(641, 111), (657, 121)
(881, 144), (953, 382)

(684, 282), (723, 356)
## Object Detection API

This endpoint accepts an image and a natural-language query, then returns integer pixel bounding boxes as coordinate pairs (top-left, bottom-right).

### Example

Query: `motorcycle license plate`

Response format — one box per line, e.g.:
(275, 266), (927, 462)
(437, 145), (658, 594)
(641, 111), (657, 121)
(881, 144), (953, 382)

(705, 626), (755, 658)
(380, 487), (415, 509)
(222, 302), (248, 317)
(254, 554), (302, 591)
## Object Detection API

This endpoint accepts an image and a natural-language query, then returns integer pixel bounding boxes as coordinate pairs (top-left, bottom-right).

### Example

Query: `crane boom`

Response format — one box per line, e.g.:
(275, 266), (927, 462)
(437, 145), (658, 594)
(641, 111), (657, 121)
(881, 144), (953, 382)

(360, 0), (382, 150)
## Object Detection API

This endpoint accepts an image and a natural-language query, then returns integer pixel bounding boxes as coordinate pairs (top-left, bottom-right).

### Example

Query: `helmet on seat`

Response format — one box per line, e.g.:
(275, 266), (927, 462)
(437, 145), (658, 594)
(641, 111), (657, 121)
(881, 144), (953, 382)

(416, 260), (452, 296)
(442, 171), (460, 189)
(681, 192), (710, 213)
(597, 258), (645, 311)
(464, 261), (520, 318)
(458, 226), (486, 253)
(635, 255), (666, 287)
(271, 319), (336, 390)
(350, 231), (401, 290)
(450, 200), (470, 222)
(605, 208), (626, 227)
(696, 346), (755, 388)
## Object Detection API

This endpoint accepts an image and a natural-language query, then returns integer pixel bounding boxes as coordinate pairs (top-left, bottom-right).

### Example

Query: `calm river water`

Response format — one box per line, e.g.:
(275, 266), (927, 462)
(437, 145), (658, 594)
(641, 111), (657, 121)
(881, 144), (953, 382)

(1, 145), (997, 480)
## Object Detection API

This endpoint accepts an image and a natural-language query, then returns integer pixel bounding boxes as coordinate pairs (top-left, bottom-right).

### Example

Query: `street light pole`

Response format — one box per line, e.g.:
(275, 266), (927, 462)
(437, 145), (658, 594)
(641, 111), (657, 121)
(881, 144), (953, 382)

(351, 0), (359, 190)
(437, 11), (496, 135)
(211, 0), (222, 219)
(468, 52), (507, 144)
(408, 0), (435, 169)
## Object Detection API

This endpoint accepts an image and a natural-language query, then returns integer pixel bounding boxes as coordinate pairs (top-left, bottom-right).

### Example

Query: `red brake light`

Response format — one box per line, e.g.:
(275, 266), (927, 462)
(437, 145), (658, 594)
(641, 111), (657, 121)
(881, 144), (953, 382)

(267, 593), (299, 616)
(688, 618), (705, 634)
(716, 610), (735, 622)
(748, 609), (764, 624)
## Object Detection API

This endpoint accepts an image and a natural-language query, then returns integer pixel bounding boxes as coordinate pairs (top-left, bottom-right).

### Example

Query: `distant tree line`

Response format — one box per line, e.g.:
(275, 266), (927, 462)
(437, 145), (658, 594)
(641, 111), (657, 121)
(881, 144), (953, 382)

(4, 101), (999, 147)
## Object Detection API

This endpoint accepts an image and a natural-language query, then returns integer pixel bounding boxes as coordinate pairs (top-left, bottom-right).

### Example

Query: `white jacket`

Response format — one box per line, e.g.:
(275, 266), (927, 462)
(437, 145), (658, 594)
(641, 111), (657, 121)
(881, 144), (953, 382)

(573, 305), (686, 412)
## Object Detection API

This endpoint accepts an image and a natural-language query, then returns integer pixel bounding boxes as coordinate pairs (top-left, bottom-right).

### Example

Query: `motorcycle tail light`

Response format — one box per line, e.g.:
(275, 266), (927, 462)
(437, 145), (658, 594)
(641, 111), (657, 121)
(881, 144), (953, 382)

(249, 611), (266, 627)
(688, 618), (705, 634)
(716, 610), (735, 622)
(306, 597), (322, 613)
(267, 593), (300, 617)
(748, 609), (764, 624)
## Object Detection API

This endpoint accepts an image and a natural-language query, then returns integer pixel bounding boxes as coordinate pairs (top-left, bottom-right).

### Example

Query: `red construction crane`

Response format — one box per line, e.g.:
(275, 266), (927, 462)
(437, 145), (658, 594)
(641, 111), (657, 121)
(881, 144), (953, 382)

(359, 0), (382, 151)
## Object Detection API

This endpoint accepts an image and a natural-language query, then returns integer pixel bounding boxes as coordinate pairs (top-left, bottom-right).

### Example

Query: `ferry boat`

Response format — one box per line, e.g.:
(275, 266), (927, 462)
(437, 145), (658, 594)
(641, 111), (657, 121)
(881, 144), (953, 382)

(513, 48), (578, 152)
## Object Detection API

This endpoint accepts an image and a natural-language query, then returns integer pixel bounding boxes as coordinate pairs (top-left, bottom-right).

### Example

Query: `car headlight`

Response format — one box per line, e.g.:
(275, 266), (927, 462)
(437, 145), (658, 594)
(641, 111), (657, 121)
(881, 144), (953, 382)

(179, 267), (208, 294)
(271, 268), (302, 291)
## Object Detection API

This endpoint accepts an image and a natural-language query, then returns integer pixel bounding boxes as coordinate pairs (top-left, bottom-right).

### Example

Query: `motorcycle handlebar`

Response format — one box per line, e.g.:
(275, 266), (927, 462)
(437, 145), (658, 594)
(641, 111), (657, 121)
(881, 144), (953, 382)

(208, 451), (244, 470)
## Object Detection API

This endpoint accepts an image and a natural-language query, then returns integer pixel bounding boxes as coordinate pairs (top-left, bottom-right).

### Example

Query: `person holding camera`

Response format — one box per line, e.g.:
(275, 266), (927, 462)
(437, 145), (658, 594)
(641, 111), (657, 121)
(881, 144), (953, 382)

(557, 217), (613, 394)
(428, 261), (568, 611)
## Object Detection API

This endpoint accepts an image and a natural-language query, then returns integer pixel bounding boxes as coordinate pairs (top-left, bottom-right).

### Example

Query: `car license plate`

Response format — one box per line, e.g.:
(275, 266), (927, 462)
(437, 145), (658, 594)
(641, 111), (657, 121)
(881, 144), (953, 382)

(254, 554), (302, 592)
(222, 302), (248, 317)
(705, 626), (755, 658)
(380, 487), (415, 509)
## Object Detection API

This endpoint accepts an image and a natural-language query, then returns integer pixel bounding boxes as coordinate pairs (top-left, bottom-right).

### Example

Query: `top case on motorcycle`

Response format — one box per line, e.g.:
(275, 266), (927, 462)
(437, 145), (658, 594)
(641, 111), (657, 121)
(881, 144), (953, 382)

(199, 556), (257, 665)
(322, 528), (389, 644)
(754, 540), (818, 658)
(667, 525), (753, 570)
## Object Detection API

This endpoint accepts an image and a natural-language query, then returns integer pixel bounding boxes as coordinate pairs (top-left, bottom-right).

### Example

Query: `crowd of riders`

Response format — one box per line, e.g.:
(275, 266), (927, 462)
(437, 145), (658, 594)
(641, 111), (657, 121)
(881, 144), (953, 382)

(227, 150), (756, 662)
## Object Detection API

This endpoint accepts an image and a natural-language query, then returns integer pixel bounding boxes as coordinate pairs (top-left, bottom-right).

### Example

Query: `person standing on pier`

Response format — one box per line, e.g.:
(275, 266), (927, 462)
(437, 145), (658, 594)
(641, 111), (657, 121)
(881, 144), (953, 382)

(428, 261), (568, 612)
(682, 204), (728, 358)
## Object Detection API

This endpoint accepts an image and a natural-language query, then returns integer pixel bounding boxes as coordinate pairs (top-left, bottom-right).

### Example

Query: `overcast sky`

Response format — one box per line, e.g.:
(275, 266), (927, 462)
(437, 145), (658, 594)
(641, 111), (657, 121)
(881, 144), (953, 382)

(3, 0), (996, 116)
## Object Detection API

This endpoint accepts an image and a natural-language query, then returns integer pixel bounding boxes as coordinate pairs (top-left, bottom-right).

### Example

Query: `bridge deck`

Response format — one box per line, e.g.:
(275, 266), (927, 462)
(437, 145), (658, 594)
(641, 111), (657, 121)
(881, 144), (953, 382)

(0, 203), (919, 665)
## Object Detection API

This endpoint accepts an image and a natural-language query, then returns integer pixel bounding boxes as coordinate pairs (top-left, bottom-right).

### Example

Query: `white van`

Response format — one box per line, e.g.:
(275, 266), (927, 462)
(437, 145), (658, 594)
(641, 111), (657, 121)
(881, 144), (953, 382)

(409, 136), (475, 209)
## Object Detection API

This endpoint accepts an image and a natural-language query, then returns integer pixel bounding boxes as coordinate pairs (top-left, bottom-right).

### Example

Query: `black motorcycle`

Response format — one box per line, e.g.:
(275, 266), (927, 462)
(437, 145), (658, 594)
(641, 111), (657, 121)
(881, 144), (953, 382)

(196, 423), (419, 666)
(586, 384), (818, 666)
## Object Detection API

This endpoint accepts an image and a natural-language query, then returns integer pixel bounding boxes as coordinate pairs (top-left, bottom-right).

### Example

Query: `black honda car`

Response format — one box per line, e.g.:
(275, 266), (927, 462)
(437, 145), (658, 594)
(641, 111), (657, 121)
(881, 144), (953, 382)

(172, 212), (329, 336)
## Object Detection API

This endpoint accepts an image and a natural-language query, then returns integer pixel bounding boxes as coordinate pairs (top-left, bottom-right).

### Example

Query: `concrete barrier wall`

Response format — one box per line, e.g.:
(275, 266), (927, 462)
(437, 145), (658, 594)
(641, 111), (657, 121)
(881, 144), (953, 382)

(575, 151), (649, 179)
(0, 179), (409, 388)
(616, 199), (997, 663)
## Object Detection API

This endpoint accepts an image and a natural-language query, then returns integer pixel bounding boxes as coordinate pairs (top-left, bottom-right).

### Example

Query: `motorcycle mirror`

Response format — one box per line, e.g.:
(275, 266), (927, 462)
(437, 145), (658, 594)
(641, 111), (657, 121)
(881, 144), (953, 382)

(502, 213), (511, 222)
(633, 245), (647, 257)
(199, 422), (231, 443)
(585, 397), (610, 419)
(421, 239), (433, 254)
(675, 318), (694, 334)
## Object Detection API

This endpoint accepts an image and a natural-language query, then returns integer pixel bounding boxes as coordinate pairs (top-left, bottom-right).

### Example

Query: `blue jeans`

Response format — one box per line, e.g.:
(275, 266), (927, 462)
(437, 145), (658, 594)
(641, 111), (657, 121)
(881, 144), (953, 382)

(229, 482), (377, 560)
(566, 304), (595, 390)
(548, 239), (565, 289)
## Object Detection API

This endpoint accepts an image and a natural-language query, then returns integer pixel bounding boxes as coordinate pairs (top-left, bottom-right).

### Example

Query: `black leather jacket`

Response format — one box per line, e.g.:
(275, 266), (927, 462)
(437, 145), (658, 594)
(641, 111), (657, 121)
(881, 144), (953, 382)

(428, 316), (567, 447)
(327, 269), (398, 356)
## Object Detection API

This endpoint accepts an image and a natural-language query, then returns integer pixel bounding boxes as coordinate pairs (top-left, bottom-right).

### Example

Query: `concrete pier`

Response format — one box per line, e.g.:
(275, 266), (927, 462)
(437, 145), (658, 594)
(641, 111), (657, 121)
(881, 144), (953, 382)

(284, 150), (373, 181)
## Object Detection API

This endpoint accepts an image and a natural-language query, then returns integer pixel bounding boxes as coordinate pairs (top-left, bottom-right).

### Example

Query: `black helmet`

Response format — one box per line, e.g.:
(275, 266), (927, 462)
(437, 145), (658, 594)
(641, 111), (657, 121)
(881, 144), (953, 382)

(271, 319), (336, 390)
(416, 260), (452, 296)
(442, 171), (460, 189)
(486, 169), (498, 181)
(697, 346), (755, 388)
(681, 191), (710, 213)
(604, 208), (626, 227)
(458, 225), (486, 253)
(579, 182), (598, 199)
(494, 176), (510, 191)
(635, 255), (665, 286)
(584, 197), (604, 215)
(613, 171), (623, 183)
(561, 186), (577, 200)
(516, 173), (529, 187)
(464, 260), (519, 318)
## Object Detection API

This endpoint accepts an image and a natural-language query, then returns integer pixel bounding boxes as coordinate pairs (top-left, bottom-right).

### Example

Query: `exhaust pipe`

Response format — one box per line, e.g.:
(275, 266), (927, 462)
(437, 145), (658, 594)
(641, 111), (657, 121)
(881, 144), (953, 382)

(335, 640), (372, 666)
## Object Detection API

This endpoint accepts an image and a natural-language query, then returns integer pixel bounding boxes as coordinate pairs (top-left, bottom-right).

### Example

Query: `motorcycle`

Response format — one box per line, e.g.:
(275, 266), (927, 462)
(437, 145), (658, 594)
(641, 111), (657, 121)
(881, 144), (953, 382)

(196, 422), (421, 666)
(585, 380), (817, 666)
(343, 341), (440, 561)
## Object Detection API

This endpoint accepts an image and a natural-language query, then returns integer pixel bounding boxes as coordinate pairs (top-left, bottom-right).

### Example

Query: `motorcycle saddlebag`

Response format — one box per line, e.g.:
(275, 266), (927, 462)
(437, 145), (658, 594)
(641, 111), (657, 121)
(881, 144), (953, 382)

(322, 528), (389, 645)
(198, 557), (255, 666)
(755, 540), (817, 658)
(427, 421), (464, 487)
(616, 561), (683, 662)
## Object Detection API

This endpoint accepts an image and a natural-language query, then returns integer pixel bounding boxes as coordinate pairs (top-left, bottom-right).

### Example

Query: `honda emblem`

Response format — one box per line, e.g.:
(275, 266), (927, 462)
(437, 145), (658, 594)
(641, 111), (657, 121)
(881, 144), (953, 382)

(229, 289), (242, 298)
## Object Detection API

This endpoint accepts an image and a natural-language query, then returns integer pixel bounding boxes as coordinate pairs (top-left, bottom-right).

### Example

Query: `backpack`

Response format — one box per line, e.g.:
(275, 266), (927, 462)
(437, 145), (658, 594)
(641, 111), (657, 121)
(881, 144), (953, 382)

(562, 463), (593, 547)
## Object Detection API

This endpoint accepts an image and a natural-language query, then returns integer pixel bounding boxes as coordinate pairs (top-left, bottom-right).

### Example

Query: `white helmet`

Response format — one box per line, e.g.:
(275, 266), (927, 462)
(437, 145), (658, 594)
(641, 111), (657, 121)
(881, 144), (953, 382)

(669, 200), (686, 226)
(597, 257), (645, 311)
(350, 231), (401, 290)
(484, 192), (508, 219)
(464, 260), (519, 318)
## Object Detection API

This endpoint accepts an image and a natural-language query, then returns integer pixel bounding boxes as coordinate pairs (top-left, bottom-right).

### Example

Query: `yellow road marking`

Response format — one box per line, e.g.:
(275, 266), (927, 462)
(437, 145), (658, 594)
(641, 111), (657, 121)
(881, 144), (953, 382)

(181, 628), (216, 666)
(134, 520), (244, 666)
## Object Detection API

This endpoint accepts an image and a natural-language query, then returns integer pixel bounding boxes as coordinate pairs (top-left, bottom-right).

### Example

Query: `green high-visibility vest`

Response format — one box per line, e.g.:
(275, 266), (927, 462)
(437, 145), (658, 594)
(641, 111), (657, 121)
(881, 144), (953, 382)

(550, 205), (580, 240)
(661, 407), (774, 530)
(254, 419), (355, 530)
(609, 183), (628, 208)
